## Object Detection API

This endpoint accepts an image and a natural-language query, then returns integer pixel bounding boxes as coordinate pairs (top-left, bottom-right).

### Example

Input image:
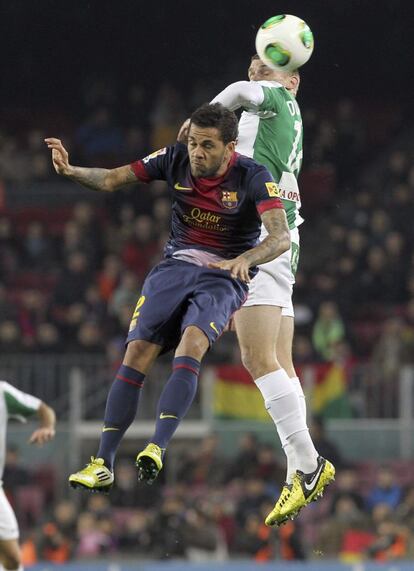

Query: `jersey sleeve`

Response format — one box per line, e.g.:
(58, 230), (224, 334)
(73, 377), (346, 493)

(211, 81), (265, 112)
(248, 166), (284, 215)
(1, 381), (41, 420)
(257, 85), (285, 114)
(130, 145), (175, 183)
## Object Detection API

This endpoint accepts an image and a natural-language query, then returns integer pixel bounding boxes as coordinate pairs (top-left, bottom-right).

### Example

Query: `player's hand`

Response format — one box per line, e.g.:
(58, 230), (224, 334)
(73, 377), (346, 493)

(29, 426), (56, 446)
(208, 257), (251, 283)
(177, 118), (190, 144)
(44, 137), (72, 176)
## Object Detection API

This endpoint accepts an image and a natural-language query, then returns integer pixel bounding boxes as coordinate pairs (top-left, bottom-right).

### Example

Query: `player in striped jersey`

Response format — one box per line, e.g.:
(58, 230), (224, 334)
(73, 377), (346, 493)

(0, 381), (55, 571)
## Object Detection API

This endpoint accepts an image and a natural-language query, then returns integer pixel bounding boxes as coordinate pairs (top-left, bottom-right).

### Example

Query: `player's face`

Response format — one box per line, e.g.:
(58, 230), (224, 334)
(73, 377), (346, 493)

(248, 58), (299, 95)
(248, 58), (275, 81)
(188, 125), (235, 178)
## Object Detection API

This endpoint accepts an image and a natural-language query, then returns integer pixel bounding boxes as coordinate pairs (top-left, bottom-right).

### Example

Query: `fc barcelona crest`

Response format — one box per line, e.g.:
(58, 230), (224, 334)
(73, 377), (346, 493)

(221, 190), (238, 209)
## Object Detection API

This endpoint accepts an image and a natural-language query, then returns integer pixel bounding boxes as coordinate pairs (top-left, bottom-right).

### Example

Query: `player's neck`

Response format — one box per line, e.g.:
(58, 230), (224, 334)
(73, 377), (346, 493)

(212, 152), (236, 179)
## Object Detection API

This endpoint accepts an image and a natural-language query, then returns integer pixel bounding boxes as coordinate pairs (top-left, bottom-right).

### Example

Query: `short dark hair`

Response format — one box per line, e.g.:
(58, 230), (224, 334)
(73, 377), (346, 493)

(190, 103), (238, 144)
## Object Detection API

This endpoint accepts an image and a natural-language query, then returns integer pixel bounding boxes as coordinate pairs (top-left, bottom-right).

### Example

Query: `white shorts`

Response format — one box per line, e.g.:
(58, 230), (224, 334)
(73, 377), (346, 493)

(0, 484), (19, 540)
(243, 227), (299, 318)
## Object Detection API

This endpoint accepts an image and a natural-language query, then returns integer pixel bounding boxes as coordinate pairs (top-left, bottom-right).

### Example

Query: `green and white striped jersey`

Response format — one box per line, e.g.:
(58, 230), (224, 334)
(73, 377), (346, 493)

(212, 80), (303, 230)
(0, 381), (41, 480)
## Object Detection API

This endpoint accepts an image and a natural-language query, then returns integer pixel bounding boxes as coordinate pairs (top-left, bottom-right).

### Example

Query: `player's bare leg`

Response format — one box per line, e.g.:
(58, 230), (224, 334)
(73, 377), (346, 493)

(69, 340), (162, 493)
(0, 538), (22, 571)
(235, 305), (327, 525)
(137, 326), (209, 484)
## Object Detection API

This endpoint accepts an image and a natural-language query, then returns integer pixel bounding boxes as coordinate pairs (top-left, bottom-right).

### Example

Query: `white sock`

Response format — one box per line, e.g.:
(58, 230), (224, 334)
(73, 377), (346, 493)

(291, 376), (306, 420)
(255, 369), (318, 476)
(282, 376), (309, 483)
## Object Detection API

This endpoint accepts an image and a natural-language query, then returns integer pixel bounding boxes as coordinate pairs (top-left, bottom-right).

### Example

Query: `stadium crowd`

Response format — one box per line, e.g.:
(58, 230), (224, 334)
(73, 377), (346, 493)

(4, 432), (414, 564)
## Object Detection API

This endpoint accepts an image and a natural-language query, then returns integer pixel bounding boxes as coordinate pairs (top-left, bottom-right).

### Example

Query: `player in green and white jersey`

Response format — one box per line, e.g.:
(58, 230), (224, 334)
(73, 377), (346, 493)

(0, 381), (55, 571)
(210, 56), (335, 525)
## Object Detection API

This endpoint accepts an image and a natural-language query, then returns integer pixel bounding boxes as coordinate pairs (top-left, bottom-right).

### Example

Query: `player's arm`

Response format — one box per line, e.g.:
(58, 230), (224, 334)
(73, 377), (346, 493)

(209, 208), (290, 283)
(240, 207), (290, 268)
(44, 138), (137, 192)
(29, 402), (56, 445)
(211, 81), (265, 111)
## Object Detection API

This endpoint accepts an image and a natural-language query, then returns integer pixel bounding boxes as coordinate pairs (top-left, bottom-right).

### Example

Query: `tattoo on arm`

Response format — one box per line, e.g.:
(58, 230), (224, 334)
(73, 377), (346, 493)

(68, 167), (110, 191)
(240, 208), (291, 267)
(68, 165), (137, 192)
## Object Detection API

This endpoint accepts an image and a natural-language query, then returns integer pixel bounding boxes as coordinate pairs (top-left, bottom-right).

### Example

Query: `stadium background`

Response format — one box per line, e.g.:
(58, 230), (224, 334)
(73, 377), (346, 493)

(1, 0), (414, 569)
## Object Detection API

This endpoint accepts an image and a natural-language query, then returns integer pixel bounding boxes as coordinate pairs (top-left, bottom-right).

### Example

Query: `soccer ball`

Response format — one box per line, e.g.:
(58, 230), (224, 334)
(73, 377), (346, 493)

(255, 14), (314, 72)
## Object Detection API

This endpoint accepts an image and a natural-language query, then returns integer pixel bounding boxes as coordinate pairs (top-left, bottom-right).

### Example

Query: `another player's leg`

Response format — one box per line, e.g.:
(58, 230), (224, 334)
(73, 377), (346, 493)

(265, 313), (335, 526)
(0, 539), (22, 571)
(234, 305), (323, 525)
(136, 325), (208, 484)
(0, 487), (23, 570)
(69, 340), (161, 493)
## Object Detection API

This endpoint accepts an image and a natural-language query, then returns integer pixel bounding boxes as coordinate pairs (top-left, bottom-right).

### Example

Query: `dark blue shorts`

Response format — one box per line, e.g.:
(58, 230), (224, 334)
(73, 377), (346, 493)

(126, 258), (248, 353)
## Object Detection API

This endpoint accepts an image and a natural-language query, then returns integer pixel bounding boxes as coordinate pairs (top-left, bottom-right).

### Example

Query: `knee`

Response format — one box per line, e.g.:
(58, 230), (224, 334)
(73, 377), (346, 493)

(176, 326), (208, 361)
(124, 339), (160, 374)
(240, 344), (278, 379)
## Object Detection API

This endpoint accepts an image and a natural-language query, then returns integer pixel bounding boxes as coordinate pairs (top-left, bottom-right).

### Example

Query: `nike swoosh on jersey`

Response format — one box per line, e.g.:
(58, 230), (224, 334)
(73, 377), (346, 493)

(174, 182), (192, 191)
(210, 321), (219, 335)
(159, 413), (178, 420)
(102, 427), (120, 432)
(303, 462), (324, 492)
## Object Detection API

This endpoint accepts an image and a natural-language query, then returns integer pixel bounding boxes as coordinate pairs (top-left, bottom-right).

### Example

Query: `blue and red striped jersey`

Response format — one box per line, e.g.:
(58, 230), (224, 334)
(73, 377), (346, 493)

(130, 143), (283, 260)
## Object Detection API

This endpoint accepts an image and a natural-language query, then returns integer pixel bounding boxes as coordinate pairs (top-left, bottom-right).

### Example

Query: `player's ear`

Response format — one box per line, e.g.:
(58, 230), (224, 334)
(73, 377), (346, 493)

(226, 141), (236, 153)
(289, 74), (300, 93)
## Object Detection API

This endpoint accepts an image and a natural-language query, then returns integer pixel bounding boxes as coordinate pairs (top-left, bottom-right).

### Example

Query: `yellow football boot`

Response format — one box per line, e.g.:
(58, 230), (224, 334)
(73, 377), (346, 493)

(68, 457), (113, 493)
(265, 483), (294, 527)
(136, 443), (163, 484)
(266, 457), (335, 526)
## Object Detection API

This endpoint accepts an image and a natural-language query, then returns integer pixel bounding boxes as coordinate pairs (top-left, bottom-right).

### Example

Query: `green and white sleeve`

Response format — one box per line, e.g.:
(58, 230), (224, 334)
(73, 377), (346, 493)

(1, 381), (41, 421)
(211, 81), (265, 111)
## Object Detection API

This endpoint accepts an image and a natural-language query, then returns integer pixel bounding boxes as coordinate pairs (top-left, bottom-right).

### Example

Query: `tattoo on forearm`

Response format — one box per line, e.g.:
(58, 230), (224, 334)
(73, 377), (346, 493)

(69, 167), (110, 192)
(241, 209), (290, 267)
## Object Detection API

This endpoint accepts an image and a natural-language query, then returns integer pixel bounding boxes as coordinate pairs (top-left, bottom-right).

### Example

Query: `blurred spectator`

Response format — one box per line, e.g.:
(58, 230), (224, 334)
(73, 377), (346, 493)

(0, 320), (22, 352)
(75, 107), (124, 165)
(182, 506), (228, 561)
(365, 519), (409, 561)
(330, 467), (365, 514)
(177, 434), (228, 486)
(366, 466), (402, 511)
(109, 271), (140, 319)
(110, 459), (160, 509)
(22, 221), (55, 269)
(97, 255), (122, 303)
(235, 478), (273, 527)
(148, 495), (186, 559)
(34, 322), (62, 353)
(76, 512), (116, 557)
(226, 433), (259, 482)
(117, 509), (151, 554)
(312, 301), (346, 361)
(0, 216), (21, 280)
(53, 252), (91, 307)
(232, 512), (274, 561)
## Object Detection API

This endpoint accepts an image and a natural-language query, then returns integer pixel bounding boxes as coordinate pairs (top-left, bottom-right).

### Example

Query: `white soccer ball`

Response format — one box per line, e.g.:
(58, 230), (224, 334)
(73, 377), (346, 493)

(255, 14), (314, 71)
